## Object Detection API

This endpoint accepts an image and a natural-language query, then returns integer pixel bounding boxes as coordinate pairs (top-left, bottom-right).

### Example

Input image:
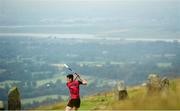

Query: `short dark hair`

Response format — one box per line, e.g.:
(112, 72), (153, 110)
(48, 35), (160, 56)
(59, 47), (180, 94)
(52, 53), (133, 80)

(67, 74), (73, 80)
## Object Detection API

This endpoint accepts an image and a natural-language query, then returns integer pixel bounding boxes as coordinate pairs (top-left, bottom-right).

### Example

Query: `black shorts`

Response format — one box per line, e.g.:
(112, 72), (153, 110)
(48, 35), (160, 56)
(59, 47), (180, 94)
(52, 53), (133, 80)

(67, 98), (81, 108)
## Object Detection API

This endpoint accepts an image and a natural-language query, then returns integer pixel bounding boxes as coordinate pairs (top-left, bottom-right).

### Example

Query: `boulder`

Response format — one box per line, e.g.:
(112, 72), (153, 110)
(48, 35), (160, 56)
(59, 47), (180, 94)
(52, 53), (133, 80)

(160, 77), (170, 97)
(147, 74), (161, 94)
(117, 81), (126, 91)
(0, 100), (4, 110)
(116, 81), (128, 100)
(8, 87), (21, 110)
(161, 77), (169, 90)
(147, 74), (170, 95)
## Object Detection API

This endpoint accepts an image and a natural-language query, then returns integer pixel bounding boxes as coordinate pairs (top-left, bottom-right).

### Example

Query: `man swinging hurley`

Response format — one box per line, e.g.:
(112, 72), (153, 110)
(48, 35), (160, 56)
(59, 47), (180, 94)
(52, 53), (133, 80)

(65, 73), (87, 111)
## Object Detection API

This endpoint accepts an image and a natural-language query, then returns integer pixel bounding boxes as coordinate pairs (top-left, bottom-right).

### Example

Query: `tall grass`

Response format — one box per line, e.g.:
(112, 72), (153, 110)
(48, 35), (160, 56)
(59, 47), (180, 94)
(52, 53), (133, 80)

(35, 79), (180, 110)
(105, 79), (180, 110)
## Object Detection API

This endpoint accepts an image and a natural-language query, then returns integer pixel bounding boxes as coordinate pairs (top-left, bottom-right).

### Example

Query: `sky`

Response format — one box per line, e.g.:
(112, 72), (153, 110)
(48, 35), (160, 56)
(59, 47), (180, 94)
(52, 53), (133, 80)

(0, 0), (179, 39)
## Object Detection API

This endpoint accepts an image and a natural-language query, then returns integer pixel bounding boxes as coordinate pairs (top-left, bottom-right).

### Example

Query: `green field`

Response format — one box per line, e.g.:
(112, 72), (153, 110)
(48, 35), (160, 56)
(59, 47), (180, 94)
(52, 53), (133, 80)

(36, 78), (180, 110)
(22, 95), (59, 104)
(22, 94), (68, 106)
(0, 80), (20, 88)
(157, 62), (172, 68)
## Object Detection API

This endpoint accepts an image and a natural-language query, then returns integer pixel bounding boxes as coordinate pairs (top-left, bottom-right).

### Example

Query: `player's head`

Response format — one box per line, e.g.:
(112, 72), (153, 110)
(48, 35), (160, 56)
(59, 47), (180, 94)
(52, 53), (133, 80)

(66, 74), (73, 82)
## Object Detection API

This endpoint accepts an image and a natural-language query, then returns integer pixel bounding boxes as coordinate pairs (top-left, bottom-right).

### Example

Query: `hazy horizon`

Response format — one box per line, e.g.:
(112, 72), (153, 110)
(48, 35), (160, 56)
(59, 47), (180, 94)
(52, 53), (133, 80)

(0, 0), (179, 39)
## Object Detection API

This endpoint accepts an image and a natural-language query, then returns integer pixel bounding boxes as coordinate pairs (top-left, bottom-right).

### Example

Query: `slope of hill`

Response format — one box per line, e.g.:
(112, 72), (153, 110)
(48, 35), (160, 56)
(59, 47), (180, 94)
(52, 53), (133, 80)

(36, 78), (180, 110)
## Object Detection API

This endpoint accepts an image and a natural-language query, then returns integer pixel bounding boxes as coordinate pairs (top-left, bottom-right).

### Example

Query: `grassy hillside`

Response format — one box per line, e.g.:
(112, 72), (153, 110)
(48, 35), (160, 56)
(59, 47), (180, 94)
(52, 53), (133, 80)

(36, 78), (180, 110)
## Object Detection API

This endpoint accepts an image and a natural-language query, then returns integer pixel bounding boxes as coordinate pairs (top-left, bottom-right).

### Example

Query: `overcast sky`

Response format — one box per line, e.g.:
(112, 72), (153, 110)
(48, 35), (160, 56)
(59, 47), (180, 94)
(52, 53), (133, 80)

(0, 0), (179, 39)
(1, 0), (179, 19)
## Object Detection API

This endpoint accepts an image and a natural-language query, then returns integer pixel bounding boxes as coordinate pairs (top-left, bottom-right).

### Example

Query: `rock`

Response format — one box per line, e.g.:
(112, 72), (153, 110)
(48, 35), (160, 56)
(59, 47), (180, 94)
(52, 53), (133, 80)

(160, 77), (170, 97)
(161, 77), (169, 90)
(117, 90), (128, 100)
(147, 74), (162, 95)
(147, 74), (170, 95)
(8, 87), (21, 110)
(116, 81), (128, 100)
(117, 81), (126, 91)
(0, 101), (4, 110)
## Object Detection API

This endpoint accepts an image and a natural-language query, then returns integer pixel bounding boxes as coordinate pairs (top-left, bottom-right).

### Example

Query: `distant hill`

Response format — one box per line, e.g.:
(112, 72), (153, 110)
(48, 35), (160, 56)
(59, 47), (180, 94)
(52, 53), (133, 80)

(1, 37), (180, 109)
(35, 78), (180, 110)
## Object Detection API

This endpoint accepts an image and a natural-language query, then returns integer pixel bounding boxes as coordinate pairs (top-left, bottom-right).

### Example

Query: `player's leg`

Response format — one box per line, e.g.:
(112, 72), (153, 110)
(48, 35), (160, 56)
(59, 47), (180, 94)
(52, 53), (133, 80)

(66, 99), (73, 111)
(73, 98), (81, 111)
(65, 106), (72, 111)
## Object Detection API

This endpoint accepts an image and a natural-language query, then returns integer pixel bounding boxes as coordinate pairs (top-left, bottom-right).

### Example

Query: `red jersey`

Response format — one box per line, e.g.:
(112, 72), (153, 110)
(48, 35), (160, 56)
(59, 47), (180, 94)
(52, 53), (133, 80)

(66, 80), (82, 99)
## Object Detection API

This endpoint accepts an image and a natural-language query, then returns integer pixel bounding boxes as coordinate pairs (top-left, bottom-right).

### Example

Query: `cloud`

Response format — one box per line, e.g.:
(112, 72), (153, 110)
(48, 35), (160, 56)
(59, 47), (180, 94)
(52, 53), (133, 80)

(0, 33), (95, 39)
(102, 29), (130, 33)
(96, 29), (130, 37)
(0, 24), (92, 28)
(39, 17), (115, 24)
